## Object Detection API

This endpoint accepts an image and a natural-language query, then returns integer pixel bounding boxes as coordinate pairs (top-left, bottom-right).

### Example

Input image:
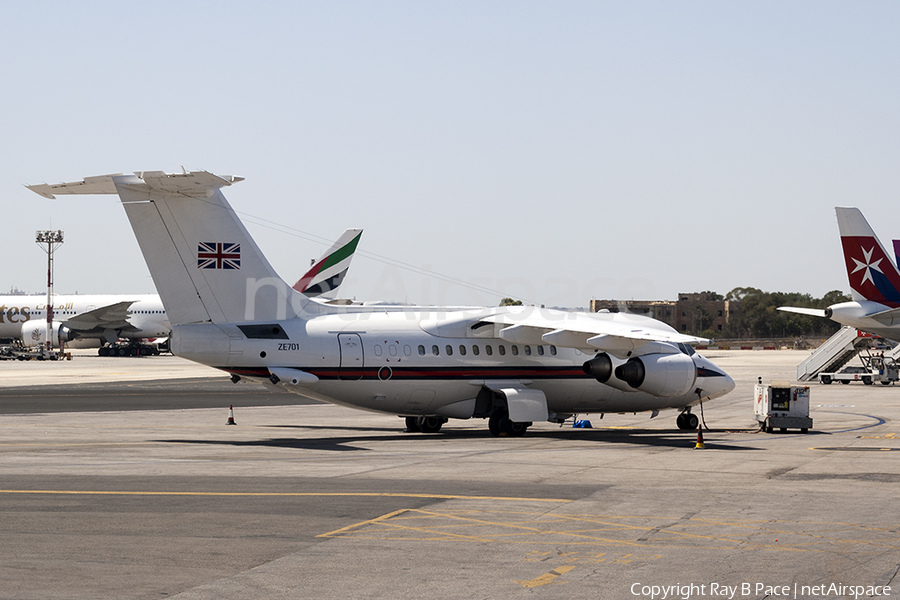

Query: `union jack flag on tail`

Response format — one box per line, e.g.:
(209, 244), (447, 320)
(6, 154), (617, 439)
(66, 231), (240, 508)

(197, 242), (241, 270)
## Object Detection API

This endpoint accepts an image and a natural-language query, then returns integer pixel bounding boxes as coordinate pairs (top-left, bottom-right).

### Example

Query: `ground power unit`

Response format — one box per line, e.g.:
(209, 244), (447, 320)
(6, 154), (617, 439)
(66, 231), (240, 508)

(754, 379), (812, 433)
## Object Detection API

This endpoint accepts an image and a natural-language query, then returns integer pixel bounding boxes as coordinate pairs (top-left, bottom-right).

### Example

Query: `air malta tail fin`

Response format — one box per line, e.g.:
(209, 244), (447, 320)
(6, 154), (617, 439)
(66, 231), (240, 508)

(28, 171), (308, 325)
(294, 229), (362, 298)
(836, 207), (900, 308)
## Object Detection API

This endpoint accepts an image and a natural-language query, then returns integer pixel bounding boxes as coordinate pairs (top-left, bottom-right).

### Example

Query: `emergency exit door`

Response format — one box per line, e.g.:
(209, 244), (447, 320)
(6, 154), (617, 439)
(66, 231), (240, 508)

(338, 333), (364, 380)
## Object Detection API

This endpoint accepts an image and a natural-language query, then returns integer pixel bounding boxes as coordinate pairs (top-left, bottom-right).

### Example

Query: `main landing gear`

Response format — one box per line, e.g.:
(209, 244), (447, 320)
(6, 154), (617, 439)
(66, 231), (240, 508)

(405, 416), (446, 434)
(676, 410), (699, 431)
(488, 409), (530, 437)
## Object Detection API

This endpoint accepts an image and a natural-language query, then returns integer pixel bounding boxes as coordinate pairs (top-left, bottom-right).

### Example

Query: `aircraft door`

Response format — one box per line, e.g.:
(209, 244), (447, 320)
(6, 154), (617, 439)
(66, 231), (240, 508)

(338, 333), (364, 380)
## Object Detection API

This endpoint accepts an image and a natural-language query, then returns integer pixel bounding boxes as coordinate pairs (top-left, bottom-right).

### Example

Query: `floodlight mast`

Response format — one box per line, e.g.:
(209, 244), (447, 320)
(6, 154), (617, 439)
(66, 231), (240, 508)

(35, 230), (63, 356)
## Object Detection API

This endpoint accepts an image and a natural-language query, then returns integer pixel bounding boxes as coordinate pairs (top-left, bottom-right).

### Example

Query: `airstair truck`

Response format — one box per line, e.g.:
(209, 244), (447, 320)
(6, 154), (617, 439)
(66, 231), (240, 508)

(754, 379), (812, 433)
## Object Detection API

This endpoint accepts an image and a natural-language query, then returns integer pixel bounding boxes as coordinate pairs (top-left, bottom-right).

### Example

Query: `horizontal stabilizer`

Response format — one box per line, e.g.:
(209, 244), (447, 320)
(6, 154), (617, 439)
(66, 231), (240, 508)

(777, 306), (828, 318)
(27, 174), (123, 199)
(27, 170), (243, 200)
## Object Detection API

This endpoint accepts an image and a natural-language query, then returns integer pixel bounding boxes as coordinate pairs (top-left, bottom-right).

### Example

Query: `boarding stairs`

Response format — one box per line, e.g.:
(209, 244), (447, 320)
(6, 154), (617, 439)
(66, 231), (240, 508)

(796, 326), (871, 382)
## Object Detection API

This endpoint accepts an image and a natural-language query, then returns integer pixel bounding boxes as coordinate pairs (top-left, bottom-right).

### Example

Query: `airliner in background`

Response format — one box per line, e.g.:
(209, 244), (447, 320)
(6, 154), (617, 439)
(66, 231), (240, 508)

(0, 222), (362, 352)
(28, 170), (734, 435)
(780, 207), (900, 341)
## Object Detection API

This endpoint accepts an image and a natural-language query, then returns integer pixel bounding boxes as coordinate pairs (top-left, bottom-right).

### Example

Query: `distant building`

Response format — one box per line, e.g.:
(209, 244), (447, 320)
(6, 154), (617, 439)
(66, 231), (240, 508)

(590, 292), (737, 335)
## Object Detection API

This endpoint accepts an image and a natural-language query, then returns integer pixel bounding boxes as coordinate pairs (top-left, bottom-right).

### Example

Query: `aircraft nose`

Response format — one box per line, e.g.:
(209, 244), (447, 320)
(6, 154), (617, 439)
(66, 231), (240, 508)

(721, 372), (736, 396)
(695, 358), (735, 399)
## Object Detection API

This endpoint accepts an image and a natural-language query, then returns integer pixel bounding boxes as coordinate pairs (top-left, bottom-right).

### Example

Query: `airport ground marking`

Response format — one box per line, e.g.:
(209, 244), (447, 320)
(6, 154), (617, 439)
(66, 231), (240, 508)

(513, 565), (575, 588)
(321, 508), (900, 554)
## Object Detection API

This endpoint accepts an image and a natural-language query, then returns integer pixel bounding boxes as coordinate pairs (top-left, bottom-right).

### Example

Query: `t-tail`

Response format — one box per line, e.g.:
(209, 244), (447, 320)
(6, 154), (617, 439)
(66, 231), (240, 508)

(836, 206), (900, 308)
(294, 228), (362, 298)
(28, 171), (309, 325)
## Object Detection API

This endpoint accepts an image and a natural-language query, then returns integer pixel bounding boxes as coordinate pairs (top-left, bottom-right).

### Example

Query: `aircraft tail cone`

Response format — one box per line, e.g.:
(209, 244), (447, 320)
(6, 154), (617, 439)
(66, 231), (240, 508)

(694, 424), (705, 449)
(226, 405), (236, 426)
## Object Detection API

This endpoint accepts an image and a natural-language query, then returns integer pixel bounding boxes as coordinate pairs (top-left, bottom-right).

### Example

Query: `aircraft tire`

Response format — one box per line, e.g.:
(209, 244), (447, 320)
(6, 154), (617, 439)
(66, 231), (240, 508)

(503, 418), (528, 437)
(676, 412), (699, 430)
(405, 416), (420, 433)
(418, 416), (443, 434)
(488, 411), (504, 437)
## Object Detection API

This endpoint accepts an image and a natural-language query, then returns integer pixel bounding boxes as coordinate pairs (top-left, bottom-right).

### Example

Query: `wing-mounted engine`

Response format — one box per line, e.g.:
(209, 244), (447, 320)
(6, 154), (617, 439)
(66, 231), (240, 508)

(584, 345), (697, 397)
(613, 352), (696, 397)
(20, 321), (77, 348)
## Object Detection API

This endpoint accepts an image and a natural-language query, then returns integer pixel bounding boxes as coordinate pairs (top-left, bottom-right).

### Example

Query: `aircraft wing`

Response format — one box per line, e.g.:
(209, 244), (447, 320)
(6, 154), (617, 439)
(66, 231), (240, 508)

(62, 301), (138, 332)
(479, 308), (708, 355)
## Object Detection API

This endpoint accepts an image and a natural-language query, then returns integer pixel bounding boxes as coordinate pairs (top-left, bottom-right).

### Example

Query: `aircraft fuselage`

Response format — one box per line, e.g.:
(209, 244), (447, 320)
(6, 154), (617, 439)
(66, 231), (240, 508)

(177, 307), (734, 419)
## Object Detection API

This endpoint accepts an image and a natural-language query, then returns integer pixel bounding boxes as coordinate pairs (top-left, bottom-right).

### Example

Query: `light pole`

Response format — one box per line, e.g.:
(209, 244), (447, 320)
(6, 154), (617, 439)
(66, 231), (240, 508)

(35, 230), (63, 356)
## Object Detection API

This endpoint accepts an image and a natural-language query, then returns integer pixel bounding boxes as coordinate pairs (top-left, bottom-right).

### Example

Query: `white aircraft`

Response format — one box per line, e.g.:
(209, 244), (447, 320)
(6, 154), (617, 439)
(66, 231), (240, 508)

(28, 170), (734, 434)
(780, 207), (900, 341)
(0, 223), (362, 350)
(0, 293), (168, 349)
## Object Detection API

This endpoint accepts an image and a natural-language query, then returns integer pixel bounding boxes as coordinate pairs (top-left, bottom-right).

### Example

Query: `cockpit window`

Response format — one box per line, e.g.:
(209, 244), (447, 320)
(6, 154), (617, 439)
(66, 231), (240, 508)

(677, 343), (696, 356)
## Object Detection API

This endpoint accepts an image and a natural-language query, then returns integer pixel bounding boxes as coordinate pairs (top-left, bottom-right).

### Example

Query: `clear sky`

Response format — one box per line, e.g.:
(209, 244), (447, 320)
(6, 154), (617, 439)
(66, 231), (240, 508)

(3, 2), (899, 307)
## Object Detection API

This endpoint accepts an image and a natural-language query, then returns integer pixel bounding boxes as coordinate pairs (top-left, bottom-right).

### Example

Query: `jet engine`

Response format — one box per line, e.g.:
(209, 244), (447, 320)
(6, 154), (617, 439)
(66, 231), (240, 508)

(613, 353), (696, 397)
(582, 353), (614, 382)
(583, 353), (637, 392)
(20, 322), (77, 348)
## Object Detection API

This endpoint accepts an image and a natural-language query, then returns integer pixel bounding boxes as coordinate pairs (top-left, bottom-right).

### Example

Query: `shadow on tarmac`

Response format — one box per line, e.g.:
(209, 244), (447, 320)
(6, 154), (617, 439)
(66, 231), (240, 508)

(158, 426), (760, 452)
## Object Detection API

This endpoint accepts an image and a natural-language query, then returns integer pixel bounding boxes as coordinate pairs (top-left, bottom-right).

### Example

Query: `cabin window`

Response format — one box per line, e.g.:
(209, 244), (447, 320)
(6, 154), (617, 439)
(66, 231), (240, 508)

(537, 346), (544, 356)
(432, 345), (439, 356)
(404, 345), (412, 356)
(446, 345), (453, 356)
(550, 346), (557, 356)
(374, 345), (383, 357)
(418, 345), (425, 356)
(485, 345), (493, 356)
(511, 345), (519, 356)
(498, 345), (506, 356)
(524, 345), (531, 356)
(459, 345), (467, 356)
(472, 345), (480, 356)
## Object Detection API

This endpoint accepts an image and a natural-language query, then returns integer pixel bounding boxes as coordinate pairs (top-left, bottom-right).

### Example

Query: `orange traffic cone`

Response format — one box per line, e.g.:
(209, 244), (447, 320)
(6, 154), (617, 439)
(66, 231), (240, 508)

(226, 405), (236, 425)
(694, 424), (705, 449)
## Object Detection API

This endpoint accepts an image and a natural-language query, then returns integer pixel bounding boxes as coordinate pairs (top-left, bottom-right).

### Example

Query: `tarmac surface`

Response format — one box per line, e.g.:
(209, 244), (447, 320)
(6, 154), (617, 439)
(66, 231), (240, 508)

(1, 350), (898, 599)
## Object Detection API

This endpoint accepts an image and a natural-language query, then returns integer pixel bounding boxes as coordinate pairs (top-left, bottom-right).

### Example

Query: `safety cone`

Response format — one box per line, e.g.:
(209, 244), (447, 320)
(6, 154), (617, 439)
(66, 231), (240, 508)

(226, 405), (237, 426)
(694, 424), (705, 449)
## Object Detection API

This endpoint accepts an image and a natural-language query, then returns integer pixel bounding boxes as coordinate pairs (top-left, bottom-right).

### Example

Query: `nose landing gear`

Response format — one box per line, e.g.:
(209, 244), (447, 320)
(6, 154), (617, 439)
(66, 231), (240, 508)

(676, 410), (699, 431)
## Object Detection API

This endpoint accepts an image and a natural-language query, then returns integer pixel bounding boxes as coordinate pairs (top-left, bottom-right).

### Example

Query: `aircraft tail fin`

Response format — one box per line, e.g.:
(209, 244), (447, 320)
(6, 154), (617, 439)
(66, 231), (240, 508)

(294, 229), (363, 298)
(28, 170), (308, 325)
(836, 207), (900, 308)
